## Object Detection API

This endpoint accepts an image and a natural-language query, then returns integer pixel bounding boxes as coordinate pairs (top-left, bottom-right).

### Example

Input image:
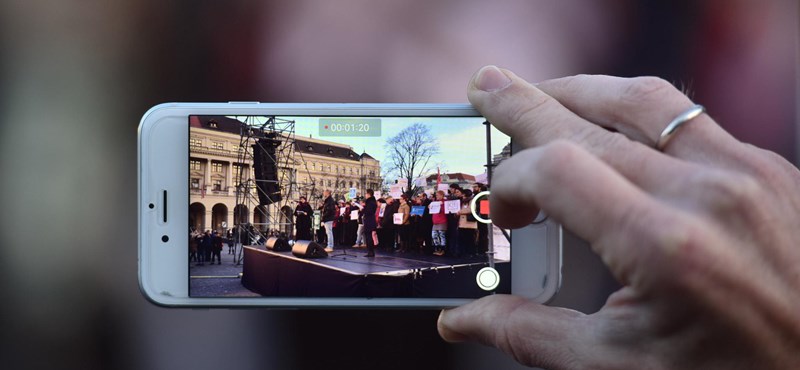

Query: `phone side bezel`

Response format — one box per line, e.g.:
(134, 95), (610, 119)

(138, 103), (562, 307)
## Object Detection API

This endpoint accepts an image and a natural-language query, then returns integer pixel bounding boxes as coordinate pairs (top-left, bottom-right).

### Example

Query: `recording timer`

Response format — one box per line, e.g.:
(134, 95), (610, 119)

(319, 118), (382, 137)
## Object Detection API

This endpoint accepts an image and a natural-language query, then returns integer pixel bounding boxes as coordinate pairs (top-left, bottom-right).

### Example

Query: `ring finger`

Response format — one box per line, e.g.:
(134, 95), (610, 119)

(535, 74), (748, 168)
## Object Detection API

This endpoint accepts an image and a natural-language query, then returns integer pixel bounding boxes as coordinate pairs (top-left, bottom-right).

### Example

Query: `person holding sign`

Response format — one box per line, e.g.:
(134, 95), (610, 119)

(379, 196), (398, 251)
(431, 190), (448, 256)
(396, 195), (411, 253)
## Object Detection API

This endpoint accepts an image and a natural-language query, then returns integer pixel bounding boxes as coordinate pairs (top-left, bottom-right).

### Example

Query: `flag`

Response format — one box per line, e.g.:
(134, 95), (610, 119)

(436, 167), (441, 187)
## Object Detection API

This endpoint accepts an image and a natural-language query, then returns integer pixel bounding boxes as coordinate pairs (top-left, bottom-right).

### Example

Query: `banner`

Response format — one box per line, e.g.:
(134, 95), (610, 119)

(410, 206), (425, 216)
(428, 201), (441, 214)
(348, 187), (357, 199)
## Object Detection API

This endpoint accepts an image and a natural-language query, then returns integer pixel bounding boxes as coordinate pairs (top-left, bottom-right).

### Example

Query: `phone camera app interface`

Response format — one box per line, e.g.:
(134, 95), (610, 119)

(188, 115), (511, 298)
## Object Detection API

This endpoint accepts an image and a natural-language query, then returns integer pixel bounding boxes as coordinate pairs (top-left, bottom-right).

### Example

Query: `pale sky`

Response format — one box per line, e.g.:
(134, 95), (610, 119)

(285, 116), (510, 180)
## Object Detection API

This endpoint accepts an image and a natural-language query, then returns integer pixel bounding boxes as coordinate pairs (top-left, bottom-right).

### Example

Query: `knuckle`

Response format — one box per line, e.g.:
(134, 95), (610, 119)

(692, 170), (762, 214)
(620, 76), (677, 106)
(502, 92), (557, 144)
(533, 140), (582, 176)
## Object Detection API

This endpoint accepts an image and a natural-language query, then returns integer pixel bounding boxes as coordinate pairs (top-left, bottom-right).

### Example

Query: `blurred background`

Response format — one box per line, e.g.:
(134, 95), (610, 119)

(0, 1), (796, 369)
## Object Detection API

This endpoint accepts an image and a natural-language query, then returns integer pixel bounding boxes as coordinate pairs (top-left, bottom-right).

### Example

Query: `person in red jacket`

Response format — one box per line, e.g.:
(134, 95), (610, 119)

(430, 190), (447, 256)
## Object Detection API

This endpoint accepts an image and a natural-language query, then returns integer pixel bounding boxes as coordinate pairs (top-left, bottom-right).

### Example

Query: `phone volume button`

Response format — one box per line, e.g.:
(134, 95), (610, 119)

(227, 101), (260, 104)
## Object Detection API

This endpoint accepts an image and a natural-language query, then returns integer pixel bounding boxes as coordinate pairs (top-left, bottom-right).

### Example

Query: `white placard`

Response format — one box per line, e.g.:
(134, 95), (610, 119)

(396, 178), (408, 187)
(474, 172), (488, 184)
(389, 184), (403, 198)
(339, 207), (346, 216)
(444, 199), (461, 214)
(437, 183), (450, 192)
(379, 203), (386, 217)
(428, 201), (442, 214)
(413, 176), (427, 187)
(373, 191), (382, 199)
(348, 187), (357, 199)
(350, 210), (359, 220)
(393, 213), (403, 225)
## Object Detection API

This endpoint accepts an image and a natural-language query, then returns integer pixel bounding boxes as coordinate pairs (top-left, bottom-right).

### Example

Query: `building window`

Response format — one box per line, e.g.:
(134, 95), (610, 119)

(190, 160), (201, 171)
(349, 181), (353, 188)
(190, 137), (203, 147)
(211, 141), (224, 150)
(212, 179), (222, 191)
(211, 162), (223, 173)
(327, 180), (332, 187)
(191, 178), (200, 189)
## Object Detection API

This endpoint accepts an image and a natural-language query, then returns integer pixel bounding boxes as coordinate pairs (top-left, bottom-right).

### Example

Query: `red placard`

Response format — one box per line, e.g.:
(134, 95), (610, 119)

(479, 199), (490, 215)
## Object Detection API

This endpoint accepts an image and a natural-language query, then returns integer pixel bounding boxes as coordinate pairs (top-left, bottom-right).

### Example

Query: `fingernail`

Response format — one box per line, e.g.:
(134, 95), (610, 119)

(437, 309), (469, 342)
(474, 65), (512, 92)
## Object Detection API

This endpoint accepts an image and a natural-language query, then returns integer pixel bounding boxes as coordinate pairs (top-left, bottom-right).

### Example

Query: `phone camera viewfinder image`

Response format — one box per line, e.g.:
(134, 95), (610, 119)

(188, 115), (511, 299)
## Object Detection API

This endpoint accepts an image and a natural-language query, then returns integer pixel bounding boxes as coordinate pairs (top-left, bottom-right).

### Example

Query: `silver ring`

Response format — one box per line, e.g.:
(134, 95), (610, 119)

(656, 104), (706, 151)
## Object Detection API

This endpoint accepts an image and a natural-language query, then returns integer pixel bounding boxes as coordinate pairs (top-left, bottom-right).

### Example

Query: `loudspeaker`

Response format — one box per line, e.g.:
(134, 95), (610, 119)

(265, 237), (290, 252)
(252, 136), (282, 206)
(292, 240), (328, 258)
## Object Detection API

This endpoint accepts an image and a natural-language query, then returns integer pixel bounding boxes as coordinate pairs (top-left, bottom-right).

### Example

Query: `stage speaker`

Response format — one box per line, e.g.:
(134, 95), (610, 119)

(292, 240), (328, 258)
(265, 236), (290, 252)
(252, 135), (282, 206)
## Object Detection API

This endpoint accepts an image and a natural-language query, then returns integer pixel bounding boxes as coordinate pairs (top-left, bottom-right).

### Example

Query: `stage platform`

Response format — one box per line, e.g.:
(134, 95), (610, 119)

(241, 246), (510, 298)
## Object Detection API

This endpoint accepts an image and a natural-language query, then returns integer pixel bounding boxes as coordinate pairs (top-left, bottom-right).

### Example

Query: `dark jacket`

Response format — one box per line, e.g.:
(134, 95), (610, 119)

(381, 201), (399, 229)
(321, 196), (337, 222)
(363, 196), (378, 229)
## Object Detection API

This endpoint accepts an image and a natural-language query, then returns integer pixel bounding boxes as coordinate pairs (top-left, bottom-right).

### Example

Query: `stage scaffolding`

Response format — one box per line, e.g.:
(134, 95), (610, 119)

(231, 116), (316, 264)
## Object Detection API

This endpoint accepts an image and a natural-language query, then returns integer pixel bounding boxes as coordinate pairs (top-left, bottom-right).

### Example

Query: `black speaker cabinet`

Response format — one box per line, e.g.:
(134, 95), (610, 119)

(265, 237), (290, 252)
(292, 240), (328, 258)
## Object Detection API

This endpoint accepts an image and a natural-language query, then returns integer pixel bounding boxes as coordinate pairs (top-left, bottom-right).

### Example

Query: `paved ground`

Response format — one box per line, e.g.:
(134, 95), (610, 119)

(189, 245), (259, 297)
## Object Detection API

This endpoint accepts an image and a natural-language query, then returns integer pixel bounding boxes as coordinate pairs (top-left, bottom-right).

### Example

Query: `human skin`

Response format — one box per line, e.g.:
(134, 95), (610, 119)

(437, 66), (800, 369)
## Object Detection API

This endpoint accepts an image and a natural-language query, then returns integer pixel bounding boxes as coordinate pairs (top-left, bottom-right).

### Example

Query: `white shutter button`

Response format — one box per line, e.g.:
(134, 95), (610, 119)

(476, 267), (500, 291)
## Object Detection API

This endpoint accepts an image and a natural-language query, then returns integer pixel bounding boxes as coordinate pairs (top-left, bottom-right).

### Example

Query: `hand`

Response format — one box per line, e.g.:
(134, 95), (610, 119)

(437, 66), (800, 369)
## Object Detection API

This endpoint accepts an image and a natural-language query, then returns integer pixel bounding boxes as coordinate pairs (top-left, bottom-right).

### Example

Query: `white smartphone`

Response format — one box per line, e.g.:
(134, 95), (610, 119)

(138, 103), (561, 307)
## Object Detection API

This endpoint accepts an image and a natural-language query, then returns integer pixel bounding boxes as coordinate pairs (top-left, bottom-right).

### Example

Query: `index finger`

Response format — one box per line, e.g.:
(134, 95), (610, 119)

(491, 141), (690, 288)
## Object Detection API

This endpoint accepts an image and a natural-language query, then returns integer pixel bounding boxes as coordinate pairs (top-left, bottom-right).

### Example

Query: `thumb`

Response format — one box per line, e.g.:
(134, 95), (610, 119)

(438, 294), (586, 369)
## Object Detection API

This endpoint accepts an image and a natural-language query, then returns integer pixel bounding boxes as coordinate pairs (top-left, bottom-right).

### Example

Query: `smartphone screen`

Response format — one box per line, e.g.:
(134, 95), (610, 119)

(188, 115), (511, 298)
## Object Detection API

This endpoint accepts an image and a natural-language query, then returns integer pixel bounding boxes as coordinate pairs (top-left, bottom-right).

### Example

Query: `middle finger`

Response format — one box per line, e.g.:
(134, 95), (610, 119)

(468, 66), (697, 194)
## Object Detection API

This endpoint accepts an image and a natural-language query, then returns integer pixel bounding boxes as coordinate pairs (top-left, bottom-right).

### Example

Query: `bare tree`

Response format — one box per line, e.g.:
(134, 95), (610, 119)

(384, 123), (439, 194)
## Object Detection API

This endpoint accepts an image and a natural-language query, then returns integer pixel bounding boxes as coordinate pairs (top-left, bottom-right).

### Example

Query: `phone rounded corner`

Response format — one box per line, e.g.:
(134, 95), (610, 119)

(137, 274), (181, 308)
(139, 103), (178, 133)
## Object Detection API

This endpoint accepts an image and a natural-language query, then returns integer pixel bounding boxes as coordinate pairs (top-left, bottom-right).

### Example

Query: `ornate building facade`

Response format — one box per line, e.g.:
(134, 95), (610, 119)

(188, 116), (382, 235)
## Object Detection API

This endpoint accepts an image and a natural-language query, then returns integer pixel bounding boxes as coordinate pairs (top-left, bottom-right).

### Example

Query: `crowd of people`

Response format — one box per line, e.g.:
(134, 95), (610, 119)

(295, 183), (491, 259)
(188, 229), (224, 265)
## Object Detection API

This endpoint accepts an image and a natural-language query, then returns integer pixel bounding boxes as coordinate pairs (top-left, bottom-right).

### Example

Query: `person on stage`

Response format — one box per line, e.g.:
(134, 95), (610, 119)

(362, 189), (378, 257)
(396, 195), (411, 253)
(318, 190), (336, 252)
(294, 196), (313, 240)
